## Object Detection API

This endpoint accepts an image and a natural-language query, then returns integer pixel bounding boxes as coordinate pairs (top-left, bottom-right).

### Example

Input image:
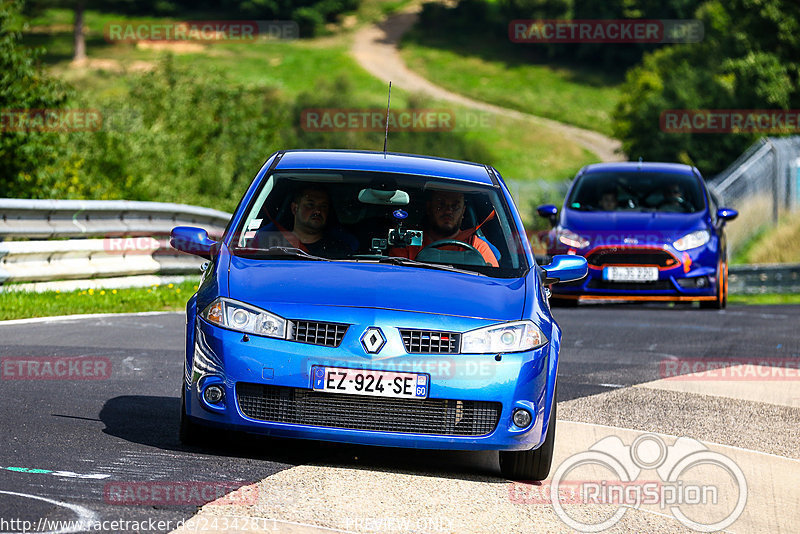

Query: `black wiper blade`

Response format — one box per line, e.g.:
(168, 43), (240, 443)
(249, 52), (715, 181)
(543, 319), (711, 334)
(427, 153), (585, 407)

(236, 246), (327, 261)
(377, 256), (485, 276)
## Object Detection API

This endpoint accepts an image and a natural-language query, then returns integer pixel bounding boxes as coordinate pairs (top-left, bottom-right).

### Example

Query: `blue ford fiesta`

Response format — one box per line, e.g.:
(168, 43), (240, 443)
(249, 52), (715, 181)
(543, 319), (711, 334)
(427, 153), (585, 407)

(537, 162), (737, 308)
(171, 149), (586, 480)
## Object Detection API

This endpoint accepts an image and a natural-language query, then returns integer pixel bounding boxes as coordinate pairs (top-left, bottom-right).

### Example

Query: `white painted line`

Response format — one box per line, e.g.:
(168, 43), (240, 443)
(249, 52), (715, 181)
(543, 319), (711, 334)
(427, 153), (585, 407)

(0, 490), (98, 534)
(0, 311), (183, 326)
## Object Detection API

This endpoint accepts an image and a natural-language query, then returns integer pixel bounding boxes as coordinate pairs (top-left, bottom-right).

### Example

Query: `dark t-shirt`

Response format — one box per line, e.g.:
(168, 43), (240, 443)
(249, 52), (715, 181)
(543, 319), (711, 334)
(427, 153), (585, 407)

(254, 228), (351, 259)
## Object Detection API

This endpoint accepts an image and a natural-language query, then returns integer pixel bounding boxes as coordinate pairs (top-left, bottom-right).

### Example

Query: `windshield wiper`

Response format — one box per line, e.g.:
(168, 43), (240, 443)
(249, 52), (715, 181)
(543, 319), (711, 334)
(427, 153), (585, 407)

(235, 246), (328, 261)
(376, 256), (485, 276)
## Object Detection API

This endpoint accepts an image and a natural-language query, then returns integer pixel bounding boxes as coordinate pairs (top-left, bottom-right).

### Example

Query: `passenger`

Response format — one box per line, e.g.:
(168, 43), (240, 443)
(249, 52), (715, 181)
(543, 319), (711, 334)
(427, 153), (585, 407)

(256, 185), (352, 258)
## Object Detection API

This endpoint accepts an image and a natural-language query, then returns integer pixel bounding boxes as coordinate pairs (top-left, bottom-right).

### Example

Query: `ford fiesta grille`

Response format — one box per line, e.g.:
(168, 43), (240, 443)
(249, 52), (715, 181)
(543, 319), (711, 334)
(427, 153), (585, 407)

(236, 383), (500, 437)
(587, 248), (678, 268)
(289, 321), (348, 347)
(400, 329), (461, 354)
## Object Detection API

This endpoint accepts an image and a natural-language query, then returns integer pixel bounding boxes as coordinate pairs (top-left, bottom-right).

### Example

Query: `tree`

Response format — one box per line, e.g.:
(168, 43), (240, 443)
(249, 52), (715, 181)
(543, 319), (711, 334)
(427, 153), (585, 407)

(0, 1), (70, 197)
(613, 0), (800, 174)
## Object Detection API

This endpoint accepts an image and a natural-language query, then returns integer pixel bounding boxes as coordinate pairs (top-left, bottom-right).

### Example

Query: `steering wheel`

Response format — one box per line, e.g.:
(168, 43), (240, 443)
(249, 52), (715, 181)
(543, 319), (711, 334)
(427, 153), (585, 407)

(415, 239), (486, 265)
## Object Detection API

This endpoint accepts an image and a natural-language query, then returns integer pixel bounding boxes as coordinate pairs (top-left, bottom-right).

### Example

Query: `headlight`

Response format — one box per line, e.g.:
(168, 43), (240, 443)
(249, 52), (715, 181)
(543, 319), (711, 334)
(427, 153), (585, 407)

(201, 298), (286, 338)
(673, 230), (710, 251)
(558, 230), (590, 249)
(461, 321), (547, 354)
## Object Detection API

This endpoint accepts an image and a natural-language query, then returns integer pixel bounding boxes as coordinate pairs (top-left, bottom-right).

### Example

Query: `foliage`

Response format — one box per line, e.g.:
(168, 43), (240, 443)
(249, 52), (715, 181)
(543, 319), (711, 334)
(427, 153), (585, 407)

(614, 0), (800, 174)
(0, 1), (70, 197)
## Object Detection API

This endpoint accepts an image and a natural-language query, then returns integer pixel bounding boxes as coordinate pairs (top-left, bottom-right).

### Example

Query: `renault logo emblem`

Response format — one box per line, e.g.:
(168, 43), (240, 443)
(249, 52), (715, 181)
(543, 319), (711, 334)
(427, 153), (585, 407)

(360, 327), (386, 354)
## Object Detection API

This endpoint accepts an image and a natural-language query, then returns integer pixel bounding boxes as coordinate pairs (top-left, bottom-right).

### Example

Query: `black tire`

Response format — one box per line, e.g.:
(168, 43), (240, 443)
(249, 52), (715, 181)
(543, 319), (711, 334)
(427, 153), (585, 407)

(499, 399), (557, 481)
(179, 385), (205, 446)
(550, 296), (578, 308)
(700, 261), (726, 309)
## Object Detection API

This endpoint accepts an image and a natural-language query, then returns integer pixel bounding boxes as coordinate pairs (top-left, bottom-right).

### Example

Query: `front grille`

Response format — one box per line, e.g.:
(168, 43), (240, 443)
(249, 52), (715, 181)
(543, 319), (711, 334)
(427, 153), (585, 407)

(236, 383), (500, 436)
(289, 320), (348, 347)
(587, 248), (678, 268)
(587, 280), (674, 291)
(400, 329), (461, 354)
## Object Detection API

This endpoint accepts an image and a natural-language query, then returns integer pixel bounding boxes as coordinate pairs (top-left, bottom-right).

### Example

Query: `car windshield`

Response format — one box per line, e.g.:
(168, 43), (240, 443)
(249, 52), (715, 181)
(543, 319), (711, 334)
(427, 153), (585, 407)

(229, 170), (529, 278)
(566, 171), (706, 213)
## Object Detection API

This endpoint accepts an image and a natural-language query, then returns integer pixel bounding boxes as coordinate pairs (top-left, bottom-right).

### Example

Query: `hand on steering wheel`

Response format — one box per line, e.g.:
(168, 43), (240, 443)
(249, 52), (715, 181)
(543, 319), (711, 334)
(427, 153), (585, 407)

(415, 239), (487, 266)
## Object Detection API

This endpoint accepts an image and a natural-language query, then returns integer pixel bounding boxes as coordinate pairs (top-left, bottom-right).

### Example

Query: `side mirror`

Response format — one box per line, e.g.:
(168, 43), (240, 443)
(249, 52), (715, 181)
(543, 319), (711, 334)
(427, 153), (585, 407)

(536, 204), (559, 226)
(717, 208), (738, 222)
(170, 226), (217, 260)
(541, 255), (588, 285)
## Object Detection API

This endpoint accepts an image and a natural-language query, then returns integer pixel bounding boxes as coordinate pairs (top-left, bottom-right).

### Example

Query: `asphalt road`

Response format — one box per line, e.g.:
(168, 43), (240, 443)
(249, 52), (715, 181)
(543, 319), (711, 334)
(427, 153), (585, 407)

(0, 305), (797, 533)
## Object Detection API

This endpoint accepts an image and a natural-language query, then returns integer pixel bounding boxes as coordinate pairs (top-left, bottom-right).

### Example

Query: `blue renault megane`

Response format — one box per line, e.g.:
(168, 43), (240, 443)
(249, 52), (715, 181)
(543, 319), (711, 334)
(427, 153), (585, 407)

(537, 162), (737, 308)
(171, 149), (586, 480)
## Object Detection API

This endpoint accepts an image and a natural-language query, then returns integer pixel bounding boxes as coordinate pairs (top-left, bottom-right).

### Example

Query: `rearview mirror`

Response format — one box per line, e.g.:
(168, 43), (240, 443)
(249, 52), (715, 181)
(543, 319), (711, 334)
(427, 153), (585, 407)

(358, 188), (410, 206)
(170, 226), (217, 260)
(541, 255), (587, 285)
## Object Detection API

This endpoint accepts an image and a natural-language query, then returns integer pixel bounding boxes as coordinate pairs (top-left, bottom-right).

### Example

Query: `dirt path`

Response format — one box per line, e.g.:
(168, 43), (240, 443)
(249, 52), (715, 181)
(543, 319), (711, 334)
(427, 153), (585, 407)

(351, 9), (625, 162)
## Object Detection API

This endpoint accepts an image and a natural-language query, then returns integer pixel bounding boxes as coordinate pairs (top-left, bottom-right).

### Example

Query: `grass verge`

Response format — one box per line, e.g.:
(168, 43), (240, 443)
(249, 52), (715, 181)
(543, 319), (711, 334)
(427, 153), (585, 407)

(0, 280), (198, 321)
(728, 293), (800, 306)
(400, 30), (622, 136)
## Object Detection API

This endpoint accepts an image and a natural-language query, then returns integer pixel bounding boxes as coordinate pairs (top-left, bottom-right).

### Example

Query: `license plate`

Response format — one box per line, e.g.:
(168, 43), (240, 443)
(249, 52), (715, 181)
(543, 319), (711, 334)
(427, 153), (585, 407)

(603, 266), (659, 282)
(311, 366), (428, 399)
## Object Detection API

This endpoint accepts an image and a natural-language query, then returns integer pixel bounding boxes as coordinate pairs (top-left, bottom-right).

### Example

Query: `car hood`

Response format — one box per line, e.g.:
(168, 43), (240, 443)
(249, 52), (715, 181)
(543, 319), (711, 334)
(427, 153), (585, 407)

(226, 257), (526, 321)
(562, 210), (707, 240)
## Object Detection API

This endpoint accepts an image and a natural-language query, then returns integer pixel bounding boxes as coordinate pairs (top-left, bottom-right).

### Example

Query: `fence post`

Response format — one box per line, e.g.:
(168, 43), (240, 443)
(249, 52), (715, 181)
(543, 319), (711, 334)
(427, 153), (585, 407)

(767, 139), (779, 224)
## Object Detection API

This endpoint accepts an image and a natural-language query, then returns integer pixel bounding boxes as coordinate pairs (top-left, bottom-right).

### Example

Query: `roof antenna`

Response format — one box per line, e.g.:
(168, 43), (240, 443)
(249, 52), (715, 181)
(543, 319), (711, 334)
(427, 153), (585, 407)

(383, 81), (392, 158)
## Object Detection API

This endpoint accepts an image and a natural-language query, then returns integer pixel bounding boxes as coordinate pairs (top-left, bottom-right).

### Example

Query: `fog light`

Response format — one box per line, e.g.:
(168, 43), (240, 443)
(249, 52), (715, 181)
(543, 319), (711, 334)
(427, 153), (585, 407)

(512, 408), (532, 428)
(696, 277), (708, 288)
(204, 385), (224, 404)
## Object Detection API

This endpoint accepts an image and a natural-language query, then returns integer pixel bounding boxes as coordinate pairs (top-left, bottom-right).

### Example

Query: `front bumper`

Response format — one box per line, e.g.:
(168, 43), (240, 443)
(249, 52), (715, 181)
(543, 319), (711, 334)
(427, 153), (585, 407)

(550, 244), (720, 301)
(184, 312), (556, 452)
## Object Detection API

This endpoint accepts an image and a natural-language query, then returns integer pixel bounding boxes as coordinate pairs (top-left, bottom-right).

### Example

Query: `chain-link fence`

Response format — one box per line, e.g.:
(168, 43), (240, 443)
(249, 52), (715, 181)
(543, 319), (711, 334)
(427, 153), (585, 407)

(708, 136), (800, 254)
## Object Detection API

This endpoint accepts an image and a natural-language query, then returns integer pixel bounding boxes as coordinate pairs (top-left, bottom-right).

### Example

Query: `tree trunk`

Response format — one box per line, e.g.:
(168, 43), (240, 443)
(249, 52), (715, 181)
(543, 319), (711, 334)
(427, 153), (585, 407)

(73, 1), (86, 63)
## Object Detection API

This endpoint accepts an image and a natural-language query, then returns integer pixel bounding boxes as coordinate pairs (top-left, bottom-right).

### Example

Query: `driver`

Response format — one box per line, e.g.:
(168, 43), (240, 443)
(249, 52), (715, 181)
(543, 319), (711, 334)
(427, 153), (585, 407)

(390, 190), (499, 267)
(661, 183), (687, 211)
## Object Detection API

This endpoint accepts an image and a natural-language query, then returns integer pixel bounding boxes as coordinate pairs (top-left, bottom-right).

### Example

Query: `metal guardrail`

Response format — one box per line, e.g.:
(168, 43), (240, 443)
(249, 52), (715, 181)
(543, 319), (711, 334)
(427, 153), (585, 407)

(728, 264), (800, 295)
(0, 199), (231, 291)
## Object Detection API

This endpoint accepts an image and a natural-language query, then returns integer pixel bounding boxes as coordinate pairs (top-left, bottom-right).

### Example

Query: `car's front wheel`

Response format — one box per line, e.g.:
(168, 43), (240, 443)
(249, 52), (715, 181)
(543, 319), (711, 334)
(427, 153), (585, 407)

(499, 399), (557, 481)
(700, 260), (727, 309)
